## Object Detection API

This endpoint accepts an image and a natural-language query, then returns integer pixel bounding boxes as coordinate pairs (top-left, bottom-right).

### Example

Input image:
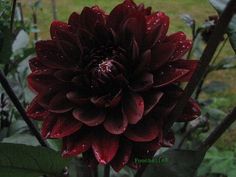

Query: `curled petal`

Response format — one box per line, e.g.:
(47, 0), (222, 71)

(110, 139), (132, 172)
(27, 69), (57, 93)
(124, 118), (160, 142)
(50, 114), (82, 138)
(92, 130), (119, 164)
(104, 108), (128, 135)
(26, 95), (49, 120)
(62, 132), (92, 157)
(29, 57), (46, 72)
(72, 105), (106, 126)
(161, 130), (175, 147)
(143, 91), (164, 115)
(122, 92), (144, 124)
(151, 42), (176, 69)
(50, 21), (71, 40)
(153, 68), (189, 88)
(41, 114), (57, 139)
(68, 12), (80, 30)
(66, 91), (90, 105)
(130, 72), (153, 92)
(49, 92), (74, 113)
(178, 98), (201, 122)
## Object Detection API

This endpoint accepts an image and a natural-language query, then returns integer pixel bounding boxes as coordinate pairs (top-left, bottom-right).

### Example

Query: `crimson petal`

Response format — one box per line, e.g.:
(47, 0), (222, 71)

(66, 91), (90, 105)
(151, 42), (176, 69)
(62, 132), (92, 157)
(72, 105), (106, 126)
(153, 68), (189, 88)
(41, 114), (57, 138)
(143, 91), (164, 115)
(50, 114), (82, 138)
(130, 72), (153, 92)
(110, 140), (132, 172)
(26, 95), (49, 120)
(92, 130), (119, 164)
(178, 98), (201, 122)
(104, 108), (128, 135)
(124, 118), (160, 142)
(122, 92), (144, 124)
(29, 57), (46, 72)
(50, 21), (71, 40)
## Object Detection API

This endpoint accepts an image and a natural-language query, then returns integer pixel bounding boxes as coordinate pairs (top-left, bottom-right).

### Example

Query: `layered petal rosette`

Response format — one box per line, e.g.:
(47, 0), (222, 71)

(27, 0), (201, 171)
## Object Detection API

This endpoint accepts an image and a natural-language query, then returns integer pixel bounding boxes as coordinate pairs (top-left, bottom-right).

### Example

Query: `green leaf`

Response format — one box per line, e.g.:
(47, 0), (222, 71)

(214, 56), (236, 70)
(0, 143), (69, 177)
(2, 134), (39, 146)
(209, 0), (236, 53)
(142, 149), (206, 177)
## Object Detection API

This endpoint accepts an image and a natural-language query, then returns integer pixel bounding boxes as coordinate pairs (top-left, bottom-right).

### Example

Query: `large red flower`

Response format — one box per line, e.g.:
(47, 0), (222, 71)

(27, 0), (201, 171)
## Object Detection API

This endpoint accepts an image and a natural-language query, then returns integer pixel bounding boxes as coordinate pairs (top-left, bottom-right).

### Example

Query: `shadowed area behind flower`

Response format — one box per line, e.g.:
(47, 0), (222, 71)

(26, 0), (201, 172)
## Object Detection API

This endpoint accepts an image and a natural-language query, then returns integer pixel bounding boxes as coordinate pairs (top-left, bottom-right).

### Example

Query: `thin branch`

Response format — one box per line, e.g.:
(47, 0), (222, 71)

(165, 0), (236, 131)
(51, 0), (57, 20)
(198, 107), (236, 151)
(10, 0), (17, 33)
(0, 71), (48, 147)
(104, 165), (110, 177)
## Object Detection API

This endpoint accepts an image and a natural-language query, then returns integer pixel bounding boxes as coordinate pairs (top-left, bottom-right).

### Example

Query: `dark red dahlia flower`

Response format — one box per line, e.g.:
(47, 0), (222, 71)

(27, 0), (201, 172)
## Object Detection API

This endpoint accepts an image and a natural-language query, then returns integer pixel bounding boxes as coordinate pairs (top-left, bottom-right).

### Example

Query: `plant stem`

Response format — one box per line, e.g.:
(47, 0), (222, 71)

(10, 0), (17, 33)
(51, 0), (57, 20)
(0, 71), (48, 147)
(198, 107), (236, 151)
(104, 165), (110, 177)
(165, 0), (236, 131)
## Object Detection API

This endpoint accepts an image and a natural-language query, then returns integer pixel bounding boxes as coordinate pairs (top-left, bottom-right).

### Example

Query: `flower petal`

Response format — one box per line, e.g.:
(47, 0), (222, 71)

(104, 108), (128, 135)
(27, 69), (57, 93)
(143, 91), (164, 115)
(130, 72), (153, 92)
(49, 92), (74, 113)
(50, 21), (71, 40)
(161, 130), (175, 147)
(110, 139), (132, 172)
(72, 105), (106, 126)
(178, 98), (201, 122)
(26, 95), (49, 120)
(92, 130), (119, 164)
(153, 68), (189, 88)
(62, 131), (92, 157)
(124, 118), (160, 142)
(66, 91), (90, 105)
(122, 92), (144, 124)
(50, 113), (82, 138)
(29, 57), (46, 72)
(151, 42), (176, 69)
(41, 114), (57, 138)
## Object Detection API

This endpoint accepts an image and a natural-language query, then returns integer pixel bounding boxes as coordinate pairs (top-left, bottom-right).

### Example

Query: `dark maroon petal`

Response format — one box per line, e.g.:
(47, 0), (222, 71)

(134, 49), (151, 75)
(107, 0), (136, 32)
(122, 92), (144, 124)
(49, 92), (74, 113)
(161, 130), (175, 147)
(41, 114), (57, 138)
(66, 91), (90, 105)
(151, 42), (176, 69)
(29, 57), (46, 72)
(54, 70), (79, 82)
(92, 130), (119, 164)
(82, 150), (99, 169)
(62, 132), (92, 157)
(146, 12), (169, 42)
(130, 72), (153, 92)
(27, 69), (58, 93)
(110, 140), (132, 172)
(104, 108), (128, 135)
(121, 13), (146, 45)
(171, 59), (199, 82)
(143, 91), (164, 115)
(178, 98), (201, 122)
(26, 95), (49, 120)
(124, 118), (160, 142)
(35, 40), (73, 69)
(50, 21), (71, 40)
(72, 105), (106, 126)
(136, 137), (162, 151)
(50, 114), (82, 138)
(68, 12), (80, 30)
(153, 68), (189, 88)
(79, 7), (106, 32)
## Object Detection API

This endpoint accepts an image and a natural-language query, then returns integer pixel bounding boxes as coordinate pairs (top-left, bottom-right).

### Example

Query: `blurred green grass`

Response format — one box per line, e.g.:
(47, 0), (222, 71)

(21, 0), (236, 111)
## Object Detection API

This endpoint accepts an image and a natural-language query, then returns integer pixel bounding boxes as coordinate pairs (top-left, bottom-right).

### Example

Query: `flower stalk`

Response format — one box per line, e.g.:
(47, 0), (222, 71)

(0, 71), (48, 147)
(198, 107), (236, 151)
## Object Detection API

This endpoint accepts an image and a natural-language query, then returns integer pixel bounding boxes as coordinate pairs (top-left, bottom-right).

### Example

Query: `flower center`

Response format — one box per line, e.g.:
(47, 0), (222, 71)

(98, 59), (113, 74)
